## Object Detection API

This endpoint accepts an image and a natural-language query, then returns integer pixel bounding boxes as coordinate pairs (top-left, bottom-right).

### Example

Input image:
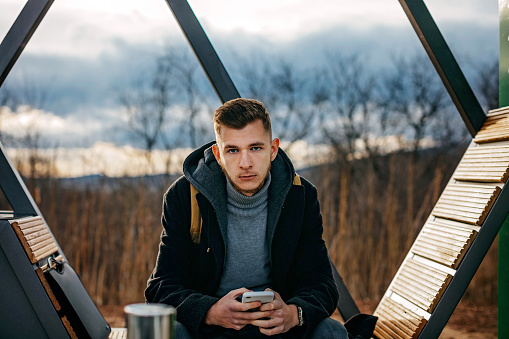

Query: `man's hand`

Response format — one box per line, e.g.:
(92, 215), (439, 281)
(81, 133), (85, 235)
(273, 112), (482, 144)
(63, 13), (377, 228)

(251, 289), (300, 336)
(204, 288), (275, 330)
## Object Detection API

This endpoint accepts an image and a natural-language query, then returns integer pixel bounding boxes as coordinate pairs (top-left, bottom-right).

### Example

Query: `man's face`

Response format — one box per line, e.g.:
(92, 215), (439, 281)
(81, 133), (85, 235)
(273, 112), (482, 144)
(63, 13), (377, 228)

(212, 119), (279, 196)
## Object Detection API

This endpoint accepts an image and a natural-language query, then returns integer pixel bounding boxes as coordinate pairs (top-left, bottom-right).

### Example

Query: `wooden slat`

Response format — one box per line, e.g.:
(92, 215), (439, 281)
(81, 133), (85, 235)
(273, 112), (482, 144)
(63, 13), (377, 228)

(374, 297), (427, 339)
(20, 224), (47, 236)
(432, 183), (501, 225)
(389, 258), (452, 313)
(411, 220), (477, 269)
(453, 142), (509, 183)
(377, 298), (424, 333)
(15, 217), (45, 230)
(109, 329), (128, 339)
(10, 216), (58, 263)
(474, 107), (509, 143)
(30, 236), (54, 252)
(32, 243), (59, 262)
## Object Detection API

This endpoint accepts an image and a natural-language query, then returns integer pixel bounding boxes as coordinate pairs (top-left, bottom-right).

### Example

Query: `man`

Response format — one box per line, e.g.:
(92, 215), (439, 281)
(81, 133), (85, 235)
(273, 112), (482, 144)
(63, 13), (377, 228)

(146, 98), (347, 338)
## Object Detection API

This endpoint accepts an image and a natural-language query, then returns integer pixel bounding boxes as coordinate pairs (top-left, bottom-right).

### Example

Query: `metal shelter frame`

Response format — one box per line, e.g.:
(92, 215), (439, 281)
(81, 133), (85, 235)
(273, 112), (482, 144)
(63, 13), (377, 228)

(0, 0), (506, 338)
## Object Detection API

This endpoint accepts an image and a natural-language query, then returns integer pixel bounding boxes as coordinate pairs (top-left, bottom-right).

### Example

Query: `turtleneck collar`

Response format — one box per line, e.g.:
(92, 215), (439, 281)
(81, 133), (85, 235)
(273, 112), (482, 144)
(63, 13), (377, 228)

(226, 173), (271, 209)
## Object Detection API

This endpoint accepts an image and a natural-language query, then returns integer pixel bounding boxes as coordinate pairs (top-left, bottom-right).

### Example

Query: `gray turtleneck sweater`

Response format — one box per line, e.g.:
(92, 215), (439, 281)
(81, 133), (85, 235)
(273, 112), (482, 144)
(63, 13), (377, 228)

(216, 174), (272, 297)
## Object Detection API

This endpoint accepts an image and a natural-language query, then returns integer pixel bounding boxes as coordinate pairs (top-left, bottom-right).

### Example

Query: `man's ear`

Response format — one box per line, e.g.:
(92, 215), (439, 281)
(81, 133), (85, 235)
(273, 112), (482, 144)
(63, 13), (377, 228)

(212, 143), (221, 163)
(270, 138), (279, 161)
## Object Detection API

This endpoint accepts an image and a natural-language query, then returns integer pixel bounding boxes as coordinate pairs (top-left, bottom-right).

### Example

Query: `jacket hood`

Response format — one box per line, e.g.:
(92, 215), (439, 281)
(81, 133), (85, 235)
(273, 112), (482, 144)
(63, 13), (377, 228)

(183, 140), (297, 241)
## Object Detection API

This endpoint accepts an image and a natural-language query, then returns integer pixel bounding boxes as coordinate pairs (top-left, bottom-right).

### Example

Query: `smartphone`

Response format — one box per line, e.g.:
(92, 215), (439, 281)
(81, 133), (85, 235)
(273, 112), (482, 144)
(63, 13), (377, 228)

(241, 291), (275, 304)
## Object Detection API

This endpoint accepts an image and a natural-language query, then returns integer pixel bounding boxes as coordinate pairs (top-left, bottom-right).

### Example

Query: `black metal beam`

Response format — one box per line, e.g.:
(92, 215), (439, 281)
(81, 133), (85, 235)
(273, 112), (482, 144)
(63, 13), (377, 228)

(418, 184), (509, 338)
(330, 257), (360, 320)
(399, 0), (486, 137)
(0, 141), (39, 217)
(0, 0), (54, 87)
(164, 0), (241, 103)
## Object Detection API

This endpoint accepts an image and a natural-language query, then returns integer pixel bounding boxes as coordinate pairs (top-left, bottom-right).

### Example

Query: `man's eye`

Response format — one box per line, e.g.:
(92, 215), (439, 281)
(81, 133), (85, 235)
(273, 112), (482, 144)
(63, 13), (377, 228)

(227, 149), (238, 154)
(251, 147), (261, 151)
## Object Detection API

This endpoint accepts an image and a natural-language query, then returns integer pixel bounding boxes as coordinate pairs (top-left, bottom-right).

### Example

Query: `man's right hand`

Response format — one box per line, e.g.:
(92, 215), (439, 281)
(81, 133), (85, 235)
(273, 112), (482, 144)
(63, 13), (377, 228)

(204, 288), (274, 330)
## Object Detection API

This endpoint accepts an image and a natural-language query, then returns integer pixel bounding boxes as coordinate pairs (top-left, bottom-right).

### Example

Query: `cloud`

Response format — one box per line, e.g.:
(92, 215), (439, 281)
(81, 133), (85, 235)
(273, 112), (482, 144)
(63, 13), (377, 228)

(0, 0), (497, 154)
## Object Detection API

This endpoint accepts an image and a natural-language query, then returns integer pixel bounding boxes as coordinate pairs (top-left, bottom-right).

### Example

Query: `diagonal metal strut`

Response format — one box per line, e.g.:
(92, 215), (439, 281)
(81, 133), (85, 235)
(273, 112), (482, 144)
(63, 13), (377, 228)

(0, 0), (54, 87)
(164, 0), (241, 103)
(399, 0), (486, 137)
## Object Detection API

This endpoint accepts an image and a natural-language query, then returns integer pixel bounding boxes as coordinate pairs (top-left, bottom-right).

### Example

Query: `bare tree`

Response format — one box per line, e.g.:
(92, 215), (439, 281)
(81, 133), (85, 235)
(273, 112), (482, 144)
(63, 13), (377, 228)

(119, 55), (176, 170)
(381, 54), (450, 153)
(381, 53), (452, 232)
(161, 48), (214, 148)
(236, 54), (319, 152)
(320, 52), (379, 160)
(270, 60), (316, 152)
(473, 58), (499, 112)
(236, 53), (278, 109)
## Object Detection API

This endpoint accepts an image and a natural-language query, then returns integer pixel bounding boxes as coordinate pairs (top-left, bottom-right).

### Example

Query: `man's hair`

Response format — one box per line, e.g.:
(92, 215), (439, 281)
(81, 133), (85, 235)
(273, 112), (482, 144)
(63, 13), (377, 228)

(213, 98), (272, 138)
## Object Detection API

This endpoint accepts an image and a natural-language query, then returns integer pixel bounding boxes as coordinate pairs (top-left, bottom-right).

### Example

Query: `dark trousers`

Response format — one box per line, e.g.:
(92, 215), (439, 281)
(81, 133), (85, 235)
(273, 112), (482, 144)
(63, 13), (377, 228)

(176, 317), (348, 339)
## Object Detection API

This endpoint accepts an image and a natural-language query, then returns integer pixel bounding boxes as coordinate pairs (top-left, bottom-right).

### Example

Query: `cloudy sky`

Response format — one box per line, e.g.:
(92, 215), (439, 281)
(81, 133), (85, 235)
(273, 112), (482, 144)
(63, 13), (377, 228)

(0, 0), (500, 175)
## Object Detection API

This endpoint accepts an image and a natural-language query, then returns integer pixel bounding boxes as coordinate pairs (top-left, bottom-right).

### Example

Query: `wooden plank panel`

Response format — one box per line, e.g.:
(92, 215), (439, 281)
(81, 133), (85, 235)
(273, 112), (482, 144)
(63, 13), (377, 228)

(389, 258), (452, 313)
(27, 233), (52, 247)
(474, 108), (509, 143)
(32, 243), (58, 263)
(374, 297), (426, 339)
(376, 308), (415, 337)
(14, 217), (45, 230)
(20, 224), (47, 236)
(412, 244), (456, 267)
(10, 216), (58, 263)
(432, 183), (501, 225)
(453, 142), (509, 182)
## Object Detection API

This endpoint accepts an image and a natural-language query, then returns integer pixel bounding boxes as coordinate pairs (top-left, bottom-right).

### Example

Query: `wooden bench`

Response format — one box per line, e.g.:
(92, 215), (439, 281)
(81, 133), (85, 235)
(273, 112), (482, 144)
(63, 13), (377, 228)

(371, 107), (509, 338)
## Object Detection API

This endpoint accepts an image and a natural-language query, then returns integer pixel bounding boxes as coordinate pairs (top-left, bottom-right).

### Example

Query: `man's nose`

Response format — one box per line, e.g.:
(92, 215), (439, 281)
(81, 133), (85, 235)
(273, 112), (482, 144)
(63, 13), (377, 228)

(239, 151), (252, 169)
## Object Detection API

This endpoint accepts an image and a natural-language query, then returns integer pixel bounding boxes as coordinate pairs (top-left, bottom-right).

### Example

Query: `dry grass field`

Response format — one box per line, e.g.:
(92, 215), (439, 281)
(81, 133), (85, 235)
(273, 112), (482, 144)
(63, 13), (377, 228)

(1, 145), (499, 338)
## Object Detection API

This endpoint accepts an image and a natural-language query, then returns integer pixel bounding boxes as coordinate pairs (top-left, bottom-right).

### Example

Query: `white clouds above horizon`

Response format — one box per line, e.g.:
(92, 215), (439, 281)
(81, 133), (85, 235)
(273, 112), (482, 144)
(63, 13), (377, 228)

(0, 0), (497, 58)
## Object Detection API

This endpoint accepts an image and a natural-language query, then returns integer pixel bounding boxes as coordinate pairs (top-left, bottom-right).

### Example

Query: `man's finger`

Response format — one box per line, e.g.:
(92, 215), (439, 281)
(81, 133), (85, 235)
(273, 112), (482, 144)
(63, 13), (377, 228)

(258, 302), (275, 312)
(259, 324), (284, 336)
(236, 309), (273, 321)
(229, 287), (251, 299)
(231, 300), (262, 312)
(252, 316), (282, 329)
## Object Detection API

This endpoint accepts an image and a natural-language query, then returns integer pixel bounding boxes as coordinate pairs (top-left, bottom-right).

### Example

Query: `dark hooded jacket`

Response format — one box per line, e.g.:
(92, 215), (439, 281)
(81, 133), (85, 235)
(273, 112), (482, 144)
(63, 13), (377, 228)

(145, 141), (338, 338)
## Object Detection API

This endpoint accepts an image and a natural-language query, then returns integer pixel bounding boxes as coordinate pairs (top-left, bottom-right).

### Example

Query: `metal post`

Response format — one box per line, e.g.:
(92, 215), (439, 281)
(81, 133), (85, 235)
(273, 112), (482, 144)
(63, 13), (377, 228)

(499, 2), (509, 337)
(0, 0), (54, 87)
(399, 0), (486, 137)
(0, 140), (40, 217)
(163, 0), (241, 103)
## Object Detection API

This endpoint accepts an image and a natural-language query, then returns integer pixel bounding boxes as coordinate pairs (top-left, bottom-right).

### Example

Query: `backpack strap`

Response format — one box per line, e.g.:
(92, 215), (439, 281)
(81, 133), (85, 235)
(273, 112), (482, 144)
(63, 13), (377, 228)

(292, 173), (301, 186)
(189, 183), (203, 244)
(189, 173), (301, 244)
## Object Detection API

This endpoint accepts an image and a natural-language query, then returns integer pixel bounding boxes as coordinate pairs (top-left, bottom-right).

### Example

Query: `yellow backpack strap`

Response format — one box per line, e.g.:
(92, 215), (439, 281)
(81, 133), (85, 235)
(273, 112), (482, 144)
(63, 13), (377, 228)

(292, 173), (301, 186)
(189, 183), (203, 244)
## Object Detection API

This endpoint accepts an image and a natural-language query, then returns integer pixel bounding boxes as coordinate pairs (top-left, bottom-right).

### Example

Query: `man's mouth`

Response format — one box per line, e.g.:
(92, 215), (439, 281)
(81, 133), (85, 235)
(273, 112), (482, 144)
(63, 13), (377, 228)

(239, 174), (256, 180)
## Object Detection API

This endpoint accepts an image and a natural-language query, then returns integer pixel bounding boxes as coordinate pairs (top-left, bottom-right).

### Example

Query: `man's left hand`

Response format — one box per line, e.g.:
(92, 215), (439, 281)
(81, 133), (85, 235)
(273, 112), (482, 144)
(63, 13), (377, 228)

(250, 289), (299, 336)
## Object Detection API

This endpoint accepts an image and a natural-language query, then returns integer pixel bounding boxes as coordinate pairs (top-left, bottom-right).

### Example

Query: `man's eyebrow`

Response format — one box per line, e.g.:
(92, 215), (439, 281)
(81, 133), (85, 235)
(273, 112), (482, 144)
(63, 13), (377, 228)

(223, 141), (266, 149)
